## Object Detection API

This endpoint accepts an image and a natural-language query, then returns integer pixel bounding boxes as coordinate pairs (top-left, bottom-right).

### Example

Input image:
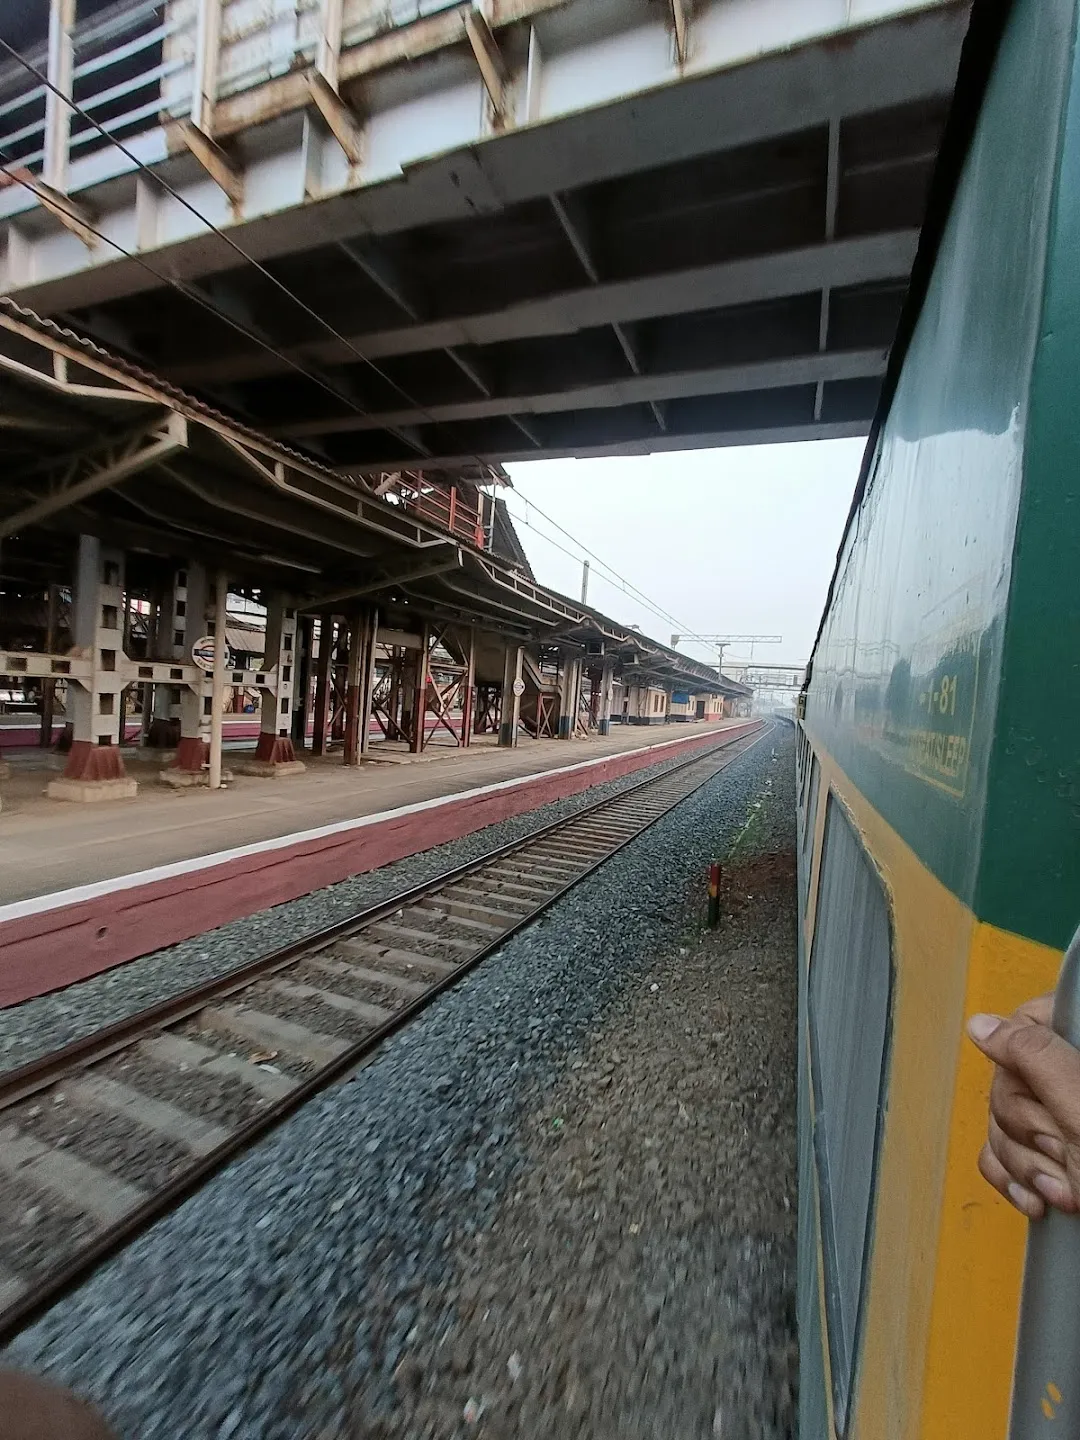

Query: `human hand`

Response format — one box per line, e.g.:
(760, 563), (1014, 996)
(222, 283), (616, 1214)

(967, 996), (1080, 1220)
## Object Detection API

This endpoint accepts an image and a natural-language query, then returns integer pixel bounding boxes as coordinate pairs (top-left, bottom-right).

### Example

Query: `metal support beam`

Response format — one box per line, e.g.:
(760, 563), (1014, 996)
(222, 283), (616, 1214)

(508, 415), (542, 448)
(408, 623), (430, 754)
(312, 616), (333, 755)
(359, 607), (379, 757)
(816, 117), (841, 423)
(460, 627), (475, 748)
(550, 192), (598, 283)
(275, 348), (886, 438)
(316, 0), (346, 92)
(191, 277), (370, 416)
(0, 169), (96, 249)
(445, 347), (491, 396)
(292, 614), (314, 747)
(669, 0), (690, 67)
(305, 72), (364, 166)
(43, 0), (75, 193)
(343, 610), (364, 766)
(554, 199), (680, 429)
(190, 0), (222, 135)
(465, 9), (509, 129)
(301, 551), (462, 610)
(176, 232), (918, 383)
(0, 414), (187, 538)
(337, 239), (424, 320)
(524, 25), (543, 125)
(176, 121), (244, 208)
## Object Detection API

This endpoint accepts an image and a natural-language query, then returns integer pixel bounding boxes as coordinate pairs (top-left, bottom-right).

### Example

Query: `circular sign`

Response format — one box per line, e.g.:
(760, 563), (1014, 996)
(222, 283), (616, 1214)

(512, 677), (526, 696)
(190, 637), (234, 672)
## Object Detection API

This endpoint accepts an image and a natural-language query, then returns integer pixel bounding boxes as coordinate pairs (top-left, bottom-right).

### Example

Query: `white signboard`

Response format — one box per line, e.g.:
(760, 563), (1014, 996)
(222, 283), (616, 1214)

(190, 637), (234, 672)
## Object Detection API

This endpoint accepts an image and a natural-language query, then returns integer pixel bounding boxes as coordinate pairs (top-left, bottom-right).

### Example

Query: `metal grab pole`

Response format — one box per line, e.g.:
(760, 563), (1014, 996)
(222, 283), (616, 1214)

(1009, 924), (1080, 1437)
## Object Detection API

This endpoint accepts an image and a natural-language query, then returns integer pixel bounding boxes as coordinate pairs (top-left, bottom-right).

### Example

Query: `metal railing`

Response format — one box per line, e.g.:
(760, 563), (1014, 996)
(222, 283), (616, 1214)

(0, 0), (464, 195)
(384, 474), (489, 550)
(0, 0), (182, 187)
(1009, 923), (1080, 1437)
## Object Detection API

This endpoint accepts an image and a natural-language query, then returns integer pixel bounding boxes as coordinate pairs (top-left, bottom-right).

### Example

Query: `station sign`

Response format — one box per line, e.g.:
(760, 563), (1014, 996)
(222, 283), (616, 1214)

(512, 677), (526, 696)
(190, 636), (235, 672)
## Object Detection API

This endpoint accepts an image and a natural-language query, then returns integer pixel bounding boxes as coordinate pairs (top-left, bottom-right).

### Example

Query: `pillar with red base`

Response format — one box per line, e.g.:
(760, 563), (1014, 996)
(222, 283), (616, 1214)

(239, 596), (305, 777)
(48, 536), (138, 803)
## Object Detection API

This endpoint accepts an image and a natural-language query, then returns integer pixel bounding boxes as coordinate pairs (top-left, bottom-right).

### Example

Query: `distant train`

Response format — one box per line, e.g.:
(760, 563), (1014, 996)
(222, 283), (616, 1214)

(796, 0), (1080, 1434)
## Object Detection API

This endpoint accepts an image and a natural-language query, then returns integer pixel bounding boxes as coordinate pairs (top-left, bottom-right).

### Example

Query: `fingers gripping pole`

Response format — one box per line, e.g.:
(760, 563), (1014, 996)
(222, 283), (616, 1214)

(1009, 923), (1080, 1437)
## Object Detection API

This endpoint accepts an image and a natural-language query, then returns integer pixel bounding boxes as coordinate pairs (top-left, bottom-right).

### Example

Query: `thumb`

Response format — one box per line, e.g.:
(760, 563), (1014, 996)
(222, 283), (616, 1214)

(968, 1013), (1080, 1138)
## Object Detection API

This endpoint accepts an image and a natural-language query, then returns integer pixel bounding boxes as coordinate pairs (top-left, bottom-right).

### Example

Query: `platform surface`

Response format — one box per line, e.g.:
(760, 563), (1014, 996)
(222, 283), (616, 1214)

(0, 721), (740, 907)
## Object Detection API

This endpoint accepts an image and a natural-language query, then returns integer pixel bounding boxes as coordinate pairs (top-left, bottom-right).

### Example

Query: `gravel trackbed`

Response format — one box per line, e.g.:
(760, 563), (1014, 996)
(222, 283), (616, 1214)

(6, 720), (797, 1440)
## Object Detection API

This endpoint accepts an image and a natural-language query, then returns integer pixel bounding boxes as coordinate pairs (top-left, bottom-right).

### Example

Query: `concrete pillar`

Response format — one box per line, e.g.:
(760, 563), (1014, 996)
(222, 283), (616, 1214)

(499, 643), (523, 747)
(147, 567), (188, 747)
(292, 615), (314, 748)
(48, 536), (137, 801)
(243, 595), (305, 776)
(38, 581), (60, 747)
(558, 655), (581, 739)
(598, 658), (615, 736)
(169, 562), (211, 774)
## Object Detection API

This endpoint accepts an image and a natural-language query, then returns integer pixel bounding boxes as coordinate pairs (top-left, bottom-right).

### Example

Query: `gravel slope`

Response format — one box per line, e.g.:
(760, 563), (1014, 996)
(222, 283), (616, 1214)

(0, 735), (746, 1075)
(403, 848), (799, 1440)
(6, 721), (794, 1440)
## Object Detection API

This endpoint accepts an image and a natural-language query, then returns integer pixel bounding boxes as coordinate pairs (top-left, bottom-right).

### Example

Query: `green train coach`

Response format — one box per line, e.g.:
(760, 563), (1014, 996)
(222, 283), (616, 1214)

(795, 0), (1080, 1434)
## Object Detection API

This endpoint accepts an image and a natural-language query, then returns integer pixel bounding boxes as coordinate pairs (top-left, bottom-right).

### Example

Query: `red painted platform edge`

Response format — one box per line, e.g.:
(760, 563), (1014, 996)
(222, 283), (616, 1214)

(0, 723), (757, 1008)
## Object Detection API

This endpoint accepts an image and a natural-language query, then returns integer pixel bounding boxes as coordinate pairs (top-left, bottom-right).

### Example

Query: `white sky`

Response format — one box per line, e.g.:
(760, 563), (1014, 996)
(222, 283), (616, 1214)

(504, 437), (865, 669)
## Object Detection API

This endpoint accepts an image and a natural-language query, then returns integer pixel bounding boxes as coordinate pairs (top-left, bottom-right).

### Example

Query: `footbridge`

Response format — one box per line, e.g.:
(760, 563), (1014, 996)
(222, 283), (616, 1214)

(0, 0), (969, 470)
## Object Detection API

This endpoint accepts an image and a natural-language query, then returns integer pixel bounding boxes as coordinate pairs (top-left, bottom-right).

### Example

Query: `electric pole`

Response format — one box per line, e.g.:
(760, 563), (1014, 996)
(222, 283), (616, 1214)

(669, 633), (783, 669)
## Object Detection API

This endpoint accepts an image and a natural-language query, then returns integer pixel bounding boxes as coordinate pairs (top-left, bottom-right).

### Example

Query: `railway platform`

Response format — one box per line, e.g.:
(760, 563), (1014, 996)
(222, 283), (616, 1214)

(0, 718), (753, 1009)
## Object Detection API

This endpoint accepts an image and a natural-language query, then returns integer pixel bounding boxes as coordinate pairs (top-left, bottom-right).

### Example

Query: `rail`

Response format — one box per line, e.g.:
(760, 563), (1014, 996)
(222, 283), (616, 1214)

(1008, 923), (1080, 1436)
(0, 721), (766, 1342)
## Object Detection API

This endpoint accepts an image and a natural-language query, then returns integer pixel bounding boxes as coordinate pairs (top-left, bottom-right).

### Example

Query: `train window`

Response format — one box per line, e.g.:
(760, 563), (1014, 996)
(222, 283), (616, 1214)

(801, 754), (820, 870)
(808, 797), (892, 1430)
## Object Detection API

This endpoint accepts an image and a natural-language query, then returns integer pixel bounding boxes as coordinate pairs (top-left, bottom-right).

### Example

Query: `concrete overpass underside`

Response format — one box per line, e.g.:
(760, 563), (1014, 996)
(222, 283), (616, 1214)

(0, 0), (970, 472)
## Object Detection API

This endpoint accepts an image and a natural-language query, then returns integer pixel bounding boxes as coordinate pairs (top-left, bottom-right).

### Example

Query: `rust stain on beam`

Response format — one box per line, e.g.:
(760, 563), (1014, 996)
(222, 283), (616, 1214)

(0, 168), (97, 250)
(305, 72), (365, 166)
(210, 0), (566, 140)
(669, 0), (689, 66)
(465, 10), (510, 128)
(174, 121), (245, 209)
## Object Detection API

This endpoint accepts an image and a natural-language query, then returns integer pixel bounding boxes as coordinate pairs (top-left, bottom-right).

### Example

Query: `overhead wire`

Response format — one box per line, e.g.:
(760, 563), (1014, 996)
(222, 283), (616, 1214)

(0, 37), (559, 485)
(1, 34), (709, 651)
(0, 150), (401, 425)
(501, 491), (725, 661)
(0, 38), (415, 398)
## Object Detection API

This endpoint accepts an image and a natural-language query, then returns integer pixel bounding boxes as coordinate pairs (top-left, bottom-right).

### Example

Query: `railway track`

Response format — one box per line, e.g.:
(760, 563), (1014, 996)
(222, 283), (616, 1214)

(0, 721), (767, 1341)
